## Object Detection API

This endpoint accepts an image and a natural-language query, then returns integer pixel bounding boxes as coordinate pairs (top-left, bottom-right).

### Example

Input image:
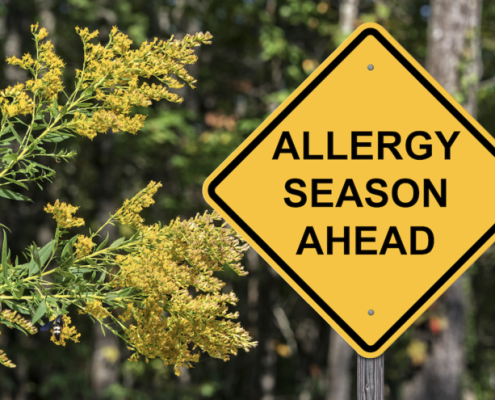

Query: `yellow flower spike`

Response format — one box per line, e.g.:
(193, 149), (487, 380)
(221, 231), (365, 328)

(0, 347), (15, 368)
(1, 309), (38, 334)
(114, 181), (162, 229)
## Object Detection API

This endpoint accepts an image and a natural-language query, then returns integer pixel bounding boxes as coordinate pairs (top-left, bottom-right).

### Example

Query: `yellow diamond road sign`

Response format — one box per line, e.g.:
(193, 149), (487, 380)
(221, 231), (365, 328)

(203, 23), (495, 357)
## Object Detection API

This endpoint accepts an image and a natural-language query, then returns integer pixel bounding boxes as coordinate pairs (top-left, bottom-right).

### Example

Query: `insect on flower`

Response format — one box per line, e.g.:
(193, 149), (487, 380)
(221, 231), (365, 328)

(39, 315), (64, 341)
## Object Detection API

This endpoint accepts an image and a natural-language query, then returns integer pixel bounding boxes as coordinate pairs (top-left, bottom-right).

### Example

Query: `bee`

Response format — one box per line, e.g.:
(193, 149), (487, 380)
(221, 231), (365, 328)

(40, 315), (64, 341)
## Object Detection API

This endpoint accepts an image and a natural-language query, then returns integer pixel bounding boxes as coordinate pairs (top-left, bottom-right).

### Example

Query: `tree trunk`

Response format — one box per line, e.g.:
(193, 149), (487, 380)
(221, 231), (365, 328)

(325, 2), (360, 400)
(426, 0), (482, 117)
(339, 0), (359, 35)
(326, 329), (353, 400)
(4, 0), (25, 85)
(402, 1), (482, 399)
(34, 0), (55, 45)
(91, 136), (119, 397)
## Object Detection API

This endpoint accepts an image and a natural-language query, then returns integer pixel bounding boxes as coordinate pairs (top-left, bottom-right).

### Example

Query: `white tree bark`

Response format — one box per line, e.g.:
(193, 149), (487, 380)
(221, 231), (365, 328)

(339, 0), (359, 35)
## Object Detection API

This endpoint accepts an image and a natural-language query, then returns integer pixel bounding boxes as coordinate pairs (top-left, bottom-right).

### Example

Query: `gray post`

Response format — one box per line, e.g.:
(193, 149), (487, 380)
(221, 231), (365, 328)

(357, 354), (384, 400)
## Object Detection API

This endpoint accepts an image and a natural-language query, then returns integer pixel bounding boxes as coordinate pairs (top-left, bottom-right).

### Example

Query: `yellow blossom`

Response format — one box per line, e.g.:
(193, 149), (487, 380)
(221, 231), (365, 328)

(79, 300), (111, 320)
(74, 235), (94, 258)
(49, 315), (81, 346)
(44, 200), (85, 229)
(112, 207), (254, 372)
(0, 348), (15, 368)
(114, 181), (162, 228)
(1, 309), (38, 334)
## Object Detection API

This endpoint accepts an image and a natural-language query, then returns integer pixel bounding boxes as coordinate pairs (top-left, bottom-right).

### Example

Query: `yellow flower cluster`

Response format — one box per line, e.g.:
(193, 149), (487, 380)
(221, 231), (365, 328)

(1, 308), (38, 334)
(44, 200), (85, 229)
(113, 210), (254, 375)
(0, 348), (15, 368)
(68, 26), (212, 139)
(7, 23), (65, 102)
(71, 110), (147, 140)
(0, 83), (34, 118)
(49, 315), (81, 346)
(79, 300), (111, 320)
(74, 235), (94, 258)
(0, 309), (37, 367)
(114, 181), (162, 229)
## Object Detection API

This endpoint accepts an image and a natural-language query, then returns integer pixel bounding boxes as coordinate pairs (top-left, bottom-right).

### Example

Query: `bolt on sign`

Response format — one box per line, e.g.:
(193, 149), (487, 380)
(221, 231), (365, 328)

(203, 23), (495, 357)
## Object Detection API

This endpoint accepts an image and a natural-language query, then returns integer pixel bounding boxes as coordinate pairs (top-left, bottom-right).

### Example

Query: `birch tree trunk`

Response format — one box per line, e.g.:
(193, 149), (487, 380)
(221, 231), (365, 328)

(91, 136), (119, 397)
(402, 1), (482, 399)
(339, 0), (359, 35)
(325, 2), (359, 399)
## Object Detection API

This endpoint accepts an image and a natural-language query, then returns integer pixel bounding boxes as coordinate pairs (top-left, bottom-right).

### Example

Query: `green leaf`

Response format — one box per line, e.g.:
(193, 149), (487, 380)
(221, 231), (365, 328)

(7, 153), (17, 162)
(0, 189), (33, 202)
(52, 97), (59, 118)
(55, 269), (75, 280)
(32, 300), (46, 325)
(86, 258), (97, 266)
(7, 121), (21, 144)
(2, 231), (10, 287)
(2, 177), (28, 190)
(61, 235), (78, 259)
(33, 247), (41, 269)
(72, 267), (94, 275)
(13, 287), (24, 300)
(109, 237), (126, 249)
(81, 89), (93, 98)
(117, 287), (139, 297)
(43, 133), (73, 143)
(29, 240), (55, 276)
(4, 300), (30, 315)
(97, 271), (107, 284)
(0, 223), (10, 233)
(96, 232), (110, 251)
(14, 117), (30, 127)
(104, 292), (119, 302)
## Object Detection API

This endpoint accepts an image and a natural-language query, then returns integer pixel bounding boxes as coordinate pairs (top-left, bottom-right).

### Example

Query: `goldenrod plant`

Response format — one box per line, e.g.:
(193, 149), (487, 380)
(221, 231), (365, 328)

(0, 24), (256, 373)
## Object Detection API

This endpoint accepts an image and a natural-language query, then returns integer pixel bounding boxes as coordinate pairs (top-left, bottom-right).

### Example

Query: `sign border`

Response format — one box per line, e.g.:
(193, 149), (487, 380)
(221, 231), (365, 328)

(204, 23), (495, 356)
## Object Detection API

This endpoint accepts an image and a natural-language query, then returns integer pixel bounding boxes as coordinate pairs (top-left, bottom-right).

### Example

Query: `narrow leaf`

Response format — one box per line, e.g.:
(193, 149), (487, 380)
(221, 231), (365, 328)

(109, 237), (126, 249)
(2, 231), (10, 286)
(7, 121), (21, 144)
(32, 300), (46, 325)
(97, 271), (107, 284)
(61, 235), (78, 260)
(13, 287), (24, 300)
(52, 97), (59, 118)
(0, 189), (33, 202)
(29, 240), (54, 276)
(96, 232), (109, 251)
(33, 246), (41, 269)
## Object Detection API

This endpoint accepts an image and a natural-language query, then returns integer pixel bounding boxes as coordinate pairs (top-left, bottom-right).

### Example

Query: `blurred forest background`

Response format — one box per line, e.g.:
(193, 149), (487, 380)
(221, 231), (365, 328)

(0, 0), (494, 399)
